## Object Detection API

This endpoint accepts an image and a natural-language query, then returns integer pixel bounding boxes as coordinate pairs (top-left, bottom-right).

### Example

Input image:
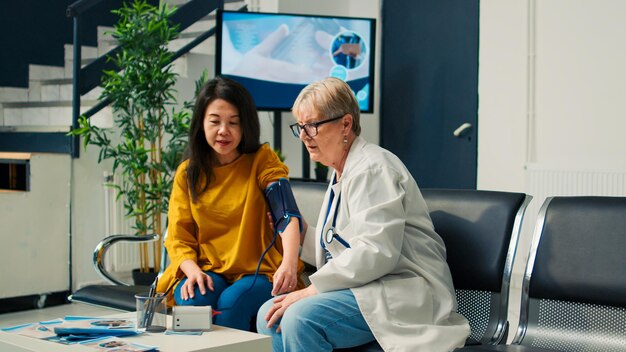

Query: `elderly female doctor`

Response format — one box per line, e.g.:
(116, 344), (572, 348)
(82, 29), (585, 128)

(256, 77), (470, 351)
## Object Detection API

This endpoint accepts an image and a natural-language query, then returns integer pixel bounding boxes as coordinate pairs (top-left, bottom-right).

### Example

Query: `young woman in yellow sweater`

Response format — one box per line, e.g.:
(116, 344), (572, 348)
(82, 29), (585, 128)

(156, 76), (304, 331)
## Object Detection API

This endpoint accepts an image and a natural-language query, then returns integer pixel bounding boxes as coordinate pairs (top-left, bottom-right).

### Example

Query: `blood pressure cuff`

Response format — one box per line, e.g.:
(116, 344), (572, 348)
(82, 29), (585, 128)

(265, 178), (302, 234)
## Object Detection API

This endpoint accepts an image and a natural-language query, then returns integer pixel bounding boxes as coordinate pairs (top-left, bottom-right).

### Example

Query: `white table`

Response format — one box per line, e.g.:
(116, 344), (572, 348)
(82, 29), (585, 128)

(0, 312), (271, 352)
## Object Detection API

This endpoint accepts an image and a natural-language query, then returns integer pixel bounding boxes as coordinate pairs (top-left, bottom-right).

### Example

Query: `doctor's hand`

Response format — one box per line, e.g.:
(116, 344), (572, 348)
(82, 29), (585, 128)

(179, 259), (214, 300)
(264, 285), (319, 332)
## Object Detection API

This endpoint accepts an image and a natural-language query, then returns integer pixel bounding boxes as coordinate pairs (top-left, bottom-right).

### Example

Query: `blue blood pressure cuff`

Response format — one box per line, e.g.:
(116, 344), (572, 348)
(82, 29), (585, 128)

(265, 178), (302, 234)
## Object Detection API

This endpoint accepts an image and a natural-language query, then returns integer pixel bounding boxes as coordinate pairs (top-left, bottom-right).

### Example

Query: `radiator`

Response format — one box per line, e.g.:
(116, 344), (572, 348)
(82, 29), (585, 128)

(525, 164), (626, 222)
(104, 173), (141, 272)
(526, 164), (626, 198)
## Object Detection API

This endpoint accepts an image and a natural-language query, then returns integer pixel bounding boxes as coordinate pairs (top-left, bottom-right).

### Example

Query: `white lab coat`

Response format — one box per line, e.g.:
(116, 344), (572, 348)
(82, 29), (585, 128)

(301, 136), (470, 352)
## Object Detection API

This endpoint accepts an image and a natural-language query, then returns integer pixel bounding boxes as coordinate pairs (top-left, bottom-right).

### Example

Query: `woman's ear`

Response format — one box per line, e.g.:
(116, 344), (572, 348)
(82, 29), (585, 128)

(343, 114), (353, 133)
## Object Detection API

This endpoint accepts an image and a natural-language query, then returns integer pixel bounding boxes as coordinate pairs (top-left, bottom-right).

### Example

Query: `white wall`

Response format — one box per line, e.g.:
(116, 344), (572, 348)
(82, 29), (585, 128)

(477, 1), (529, 192)
(533, 1), (626, 168)
(71, 140), (113, 288)
(478, 0), (626, 189)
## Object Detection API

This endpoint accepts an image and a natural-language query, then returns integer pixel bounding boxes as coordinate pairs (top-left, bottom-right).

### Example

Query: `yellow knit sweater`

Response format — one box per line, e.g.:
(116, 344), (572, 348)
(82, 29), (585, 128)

(157, 144), (303, 306)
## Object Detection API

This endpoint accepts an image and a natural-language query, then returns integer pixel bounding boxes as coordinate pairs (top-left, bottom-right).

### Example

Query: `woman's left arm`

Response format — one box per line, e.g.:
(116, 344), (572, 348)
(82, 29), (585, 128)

(257, 145), (303, 295)
(272, 218), (301, 296)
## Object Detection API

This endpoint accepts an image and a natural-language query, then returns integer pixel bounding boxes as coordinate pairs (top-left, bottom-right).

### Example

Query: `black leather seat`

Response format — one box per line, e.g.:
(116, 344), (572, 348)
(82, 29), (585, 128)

(422, 189), (532, 346)
(70, 284), (149, 311)
(455, 196), (626, 352)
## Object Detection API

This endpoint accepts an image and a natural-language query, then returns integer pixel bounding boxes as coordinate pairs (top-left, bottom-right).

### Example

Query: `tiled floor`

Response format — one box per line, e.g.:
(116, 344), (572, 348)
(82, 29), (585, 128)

(0, 303), (121, 329)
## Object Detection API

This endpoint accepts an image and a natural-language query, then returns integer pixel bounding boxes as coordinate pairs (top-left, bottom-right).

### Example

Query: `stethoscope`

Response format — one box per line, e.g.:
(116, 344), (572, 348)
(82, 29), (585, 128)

(320, 190), (351, 250)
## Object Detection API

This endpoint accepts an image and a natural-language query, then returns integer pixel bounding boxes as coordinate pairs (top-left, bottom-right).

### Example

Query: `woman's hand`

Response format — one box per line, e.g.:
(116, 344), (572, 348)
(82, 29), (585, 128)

(265, 285), (319, 332)
(179, 259), (214, 300)
(272, 260), (298, 296)
(272, 218), (302, 296)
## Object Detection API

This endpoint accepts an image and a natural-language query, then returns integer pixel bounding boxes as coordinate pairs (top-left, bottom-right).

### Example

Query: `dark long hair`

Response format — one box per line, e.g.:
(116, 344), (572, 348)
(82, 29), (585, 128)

(185, 76), (261, 202)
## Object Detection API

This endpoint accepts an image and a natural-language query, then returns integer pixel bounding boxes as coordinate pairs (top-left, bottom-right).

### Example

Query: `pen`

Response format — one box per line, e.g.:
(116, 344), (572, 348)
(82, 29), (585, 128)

(143, 277), (159, 328)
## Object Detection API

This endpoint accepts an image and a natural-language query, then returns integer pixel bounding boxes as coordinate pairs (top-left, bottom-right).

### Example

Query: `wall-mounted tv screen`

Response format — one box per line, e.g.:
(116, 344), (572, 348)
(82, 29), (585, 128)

(216, 11), (376, 112)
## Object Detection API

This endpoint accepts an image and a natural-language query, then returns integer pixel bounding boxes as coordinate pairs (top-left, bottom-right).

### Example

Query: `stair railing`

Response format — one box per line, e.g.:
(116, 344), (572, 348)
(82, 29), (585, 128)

(66, 0), (246, 157)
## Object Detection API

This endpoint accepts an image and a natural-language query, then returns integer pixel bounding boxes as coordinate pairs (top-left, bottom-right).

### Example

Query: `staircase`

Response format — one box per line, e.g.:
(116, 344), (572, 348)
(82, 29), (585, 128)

(0, 0), (244, 150)
(0, 47), (109, 132)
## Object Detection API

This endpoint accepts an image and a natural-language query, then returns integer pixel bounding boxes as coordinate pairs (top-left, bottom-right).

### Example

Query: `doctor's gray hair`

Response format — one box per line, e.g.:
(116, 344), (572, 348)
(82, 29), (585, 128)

(292, 77), (361, 136)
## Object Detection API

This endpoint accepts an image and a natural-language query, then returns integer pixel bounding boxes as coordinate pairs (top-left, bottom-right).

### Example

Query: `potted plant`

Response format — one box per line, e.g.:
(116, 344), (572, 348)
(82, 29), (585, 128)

(315, 161), (329, 181)
(71, 0), (189, 284)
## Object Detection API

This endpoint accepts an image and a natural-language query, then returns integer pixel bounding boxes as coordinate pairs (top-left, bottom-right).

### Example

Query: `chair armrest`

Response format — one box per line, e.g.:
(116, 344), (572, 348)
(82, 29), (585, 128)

(93, 234), (159, 286)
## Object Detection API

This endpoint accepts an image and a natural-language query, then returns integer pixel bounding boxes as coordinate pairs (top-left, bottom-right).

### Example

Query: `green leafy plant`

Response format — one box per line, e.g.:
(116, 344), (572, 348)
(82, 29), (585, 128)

(71, 0), (192, 274)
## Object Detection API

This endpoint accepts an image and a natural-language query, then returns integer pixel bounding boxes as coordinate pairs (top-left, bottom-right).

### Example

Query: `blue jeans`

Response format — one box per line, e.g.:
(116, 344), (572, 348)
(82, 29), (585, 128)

(256, 289), (376, 352)
(174, 271), (272, 331)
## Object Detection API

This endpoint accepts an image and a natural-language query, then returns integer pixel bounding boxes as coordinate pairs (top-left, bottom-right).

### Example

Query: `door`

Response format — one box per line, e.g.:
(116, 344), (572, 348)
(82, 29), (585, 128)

(380, 0), (478, 189)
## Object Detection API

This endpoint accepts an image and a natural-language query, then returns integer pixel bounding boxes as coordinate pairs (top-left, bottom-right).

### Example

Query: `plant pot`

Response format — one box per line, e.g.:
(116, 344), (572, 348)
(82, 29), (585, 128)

(315, 168), (328, 181)
(132, 268), (158, 286)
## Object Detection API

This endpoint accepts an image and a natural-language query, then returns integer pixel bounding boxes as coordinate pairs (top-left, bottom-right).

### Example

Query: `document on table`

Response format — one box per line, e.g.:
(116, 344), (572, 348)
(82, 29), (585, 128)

(1, 316), (143, 346)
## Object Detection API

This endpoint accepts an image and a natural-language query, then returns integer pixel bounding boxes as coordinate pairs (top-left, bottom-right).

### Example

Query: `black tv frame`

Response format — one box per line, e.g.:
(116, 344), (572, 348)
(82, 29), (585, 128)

(215, 10), (376, 113)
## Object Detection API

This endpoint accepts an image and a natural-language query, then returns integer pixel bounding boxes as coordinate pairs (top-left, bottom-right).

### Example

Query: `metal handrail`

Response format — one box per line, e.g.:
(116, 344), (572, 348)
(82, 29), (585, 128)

(80, 5), (233, 120)
(66, 0), (103, 17)
(93, 233), (160, 286)
(79, 23), (220, 121)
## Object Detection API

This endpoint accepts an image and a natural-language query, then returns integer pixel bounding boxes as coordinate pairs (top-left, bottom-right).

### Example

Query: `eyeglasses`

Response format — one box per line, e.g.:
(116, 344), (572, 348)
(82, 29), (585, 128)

(289, 115), (344, 138)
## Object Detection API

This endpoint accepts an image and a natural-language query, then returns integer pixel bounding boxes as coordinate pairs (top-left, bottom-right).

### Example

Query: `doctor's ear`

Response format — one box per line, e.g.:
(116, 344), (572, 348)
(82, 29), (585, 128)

(342, 114), (353, 132)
